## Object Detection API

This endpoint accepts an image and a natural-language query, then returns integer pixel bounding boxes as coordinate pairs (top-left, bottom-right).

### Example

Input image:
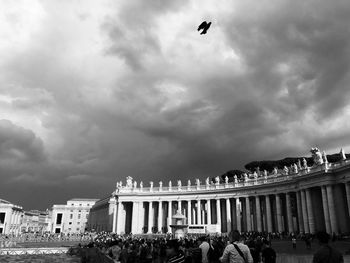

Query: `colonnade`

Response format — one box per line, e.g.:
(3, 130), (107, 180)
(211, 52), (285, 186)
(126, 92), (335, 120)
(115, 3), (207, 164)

(113, 182), (350, 235)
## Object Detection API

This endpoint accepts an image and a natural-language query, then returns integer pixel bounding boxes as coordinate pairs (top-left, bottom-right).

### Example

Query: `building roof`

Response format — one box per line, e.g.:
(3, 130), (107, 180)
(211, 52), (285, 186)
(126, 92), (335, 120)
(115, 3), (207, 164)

(0, 198), (11, 204)
(68, 198), (100, 201)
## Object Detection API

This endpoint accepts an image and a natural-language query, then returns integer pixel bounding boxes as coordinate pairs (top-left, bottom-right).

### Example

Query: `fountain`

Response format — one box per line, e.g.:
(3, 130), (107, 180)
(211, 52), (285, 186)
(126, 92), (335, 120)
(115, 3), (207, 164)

(169, 210), (188, 239)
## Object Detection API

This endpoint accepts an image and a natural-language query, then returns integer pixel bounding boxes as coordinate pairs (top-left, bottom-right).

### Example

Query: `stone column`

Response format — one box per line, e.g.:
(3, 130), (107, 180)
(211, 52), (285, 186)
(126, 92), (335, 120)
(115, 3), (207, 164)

(178, 200), (182, 214)
(265, 195), (273, 233)
(158, 201), (163, 233)
(112, 199), (117, 233)
(148, 201), (153, 234)
(296, 191), (304, 233)
(326, 185), (338, 234)
(286, 193), (293, 233)
(132, 202), (140, 234)
(305, 189), (315, 234)
(207, 199), (211, 225)
(275, 194), (283, 232)
(116, 201), (122, 234)
(321, 186), (331, 234)
(187, 200), (192, 225)
(197, 200), (201, 225)
(167, 201), (172, 233)
(236, 198), (241, 232)
(245, 197), (251, 231)
(301, 190), (310, 233)
(255, 196), (262, 232)
(226, 198), (231, 233)
(216, 199), (221, 228)
(345, 183), (350, 217)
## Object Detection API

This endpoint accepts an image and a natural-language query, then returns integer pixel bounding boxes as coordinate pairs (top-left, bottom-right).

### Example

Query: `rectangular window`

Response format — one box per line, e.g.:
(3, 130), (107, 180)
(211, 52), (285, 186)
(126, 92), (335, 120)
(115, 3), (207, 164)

(78, 210), (81, 212)
(0, 213), (5, 224)
(87, 204), (90, 206)
(78, 214), (81, 219)
(77, 222), (80, 225)
(56, 213), (63, 225)
(69, 222), (72, 225)
(79, 204), (82, 206)
(76, 228), (80, 231)
(68, 228), (71, 231)
(70, 214), (73, 219)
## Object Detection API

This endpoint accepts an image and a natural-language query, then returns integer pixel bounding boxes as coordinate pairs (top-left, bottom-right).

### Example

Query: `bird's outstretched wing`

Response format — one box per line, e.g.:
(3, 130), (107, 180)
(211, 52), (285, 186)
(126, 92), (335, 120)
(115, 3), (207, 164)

(198, 21), (207, 31)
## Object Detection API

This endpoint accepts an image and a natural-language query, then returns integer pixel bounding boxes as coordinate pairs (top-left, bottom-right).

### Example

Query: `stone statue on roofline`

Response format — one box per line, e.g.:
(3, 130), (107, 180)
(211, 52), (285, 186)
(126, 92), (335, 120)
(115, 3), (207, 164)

(234, 175), (238, 183)
(134, 181), (137, 189)
(206, 177), (210, 186)
(215, 176), (220, 185)
(159, 181), (163, 188)
(225, 176), (229, 184)
(253, 171), (258, 179)
(196, 178), (200, 187)
(340, 148), (346, 160)
(187, 179), (191, 186)
(150, 181), (153, 191)
(116, 182), (120, 188)
(310, 147), (324, 165)
(169, 180), (172, 189)
(322, 151), (328, 164)
(140, 181), (143, 189)
(264, 170), (268, 177)
(297, 159), (302, 170)
(302, 158), (308, 169)
(126, 176), (133, 188)
(283, 166), (289, 175)
(244, 173), (248, 181)
(177, 180), (182, 190)
(272, 167), (278, 176)
(293, 163), (298, 174)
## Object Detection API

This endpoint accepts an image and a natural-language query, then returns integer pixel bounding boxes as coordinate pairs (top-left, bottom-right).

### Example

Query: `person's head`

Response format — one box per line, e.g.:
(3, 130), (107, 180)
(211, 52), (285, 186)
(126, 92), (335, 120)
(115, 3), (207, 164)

(166, 239), (179, 257)
(316, 231), (330, 244)
(198, 236), (206, 243)
(263, 239), (270, 247)
(230, 230), (241, 242)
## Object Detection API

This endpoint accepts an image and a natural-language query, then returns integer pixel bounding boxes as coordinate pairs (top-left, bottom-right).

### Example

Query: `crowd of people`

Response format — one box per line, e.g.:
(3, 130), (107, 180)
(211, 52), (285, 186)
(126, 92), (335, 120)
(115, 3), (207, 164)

(79, 231), (279, 263)
(78, 230), (345, 263)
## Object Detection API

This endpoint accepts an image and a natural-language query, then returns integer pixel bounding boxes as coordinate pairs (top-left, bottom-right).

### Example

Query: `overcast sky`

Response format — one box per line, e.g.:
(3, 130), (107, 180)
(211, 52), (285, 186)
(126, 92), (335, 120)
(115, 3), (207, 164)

(1, 0), (350, 210)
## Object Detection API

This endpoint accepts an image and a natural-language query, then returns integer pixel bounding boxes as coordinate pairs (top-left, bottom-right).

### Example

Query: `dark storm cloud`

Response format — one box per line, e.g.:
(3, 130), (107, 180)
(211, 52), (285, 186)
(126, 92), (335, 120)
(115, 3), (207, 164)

(0, 120), (46, 162)
(1, 0), (350, 210)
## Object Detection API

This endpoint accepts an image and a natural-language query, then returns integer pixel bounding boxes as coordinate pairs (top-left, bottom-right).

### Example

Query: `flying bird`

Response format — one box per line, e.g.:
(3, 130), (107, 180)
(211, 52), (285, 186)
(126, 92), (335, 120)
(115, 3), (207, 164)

(197, 21), (211, 35)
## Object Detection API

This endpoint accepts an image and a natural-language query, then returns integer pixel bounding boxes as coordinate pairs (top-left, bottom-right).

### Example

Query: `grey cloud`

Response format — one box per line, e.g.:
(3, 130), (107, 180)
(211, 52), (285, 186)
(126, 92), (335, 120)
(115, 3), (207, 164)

(0, 120), (46, 162)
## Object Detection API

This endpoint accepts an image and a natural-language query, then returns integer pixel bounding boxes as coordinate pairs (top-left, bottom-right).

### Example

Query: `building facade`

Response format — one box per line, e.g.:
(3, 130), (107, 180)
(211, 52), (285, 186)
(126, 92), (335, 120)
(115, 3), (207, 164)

(51, 198), (98, 234)
(89, 148), (350, 235)
(21, 210), (51, 234)
(0, 199), (23, 235)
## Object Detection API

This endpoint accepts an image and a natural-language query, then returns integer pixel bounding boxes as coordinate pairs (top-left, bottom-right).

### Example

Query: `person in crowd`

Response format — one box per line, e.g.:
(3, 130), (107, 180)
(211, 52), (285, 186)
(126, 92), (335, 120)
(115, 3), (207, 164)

(219, 230), (253, 263)
(199, 236), (210, 263)
(312, 231), (343, 263)
(120, 242), (129, 263)
(261, 239), (276, 263)
(106, 239), (121, 262)
(166, 239), (185, 263)
(207, 238), (221, 263)
(291, 236), (296, 250)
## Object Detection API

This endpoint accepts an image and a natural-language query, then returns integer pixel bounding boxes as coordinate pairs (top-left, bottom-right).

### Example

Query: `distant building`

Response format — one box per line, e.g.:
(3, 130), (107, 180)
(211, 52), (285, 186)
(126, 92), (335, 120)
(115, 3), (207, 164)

(50, 198), (99, 234)
(0, 199), (23, 235)
(87, 195), (115, 232)
(21, 210), (51, 234)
